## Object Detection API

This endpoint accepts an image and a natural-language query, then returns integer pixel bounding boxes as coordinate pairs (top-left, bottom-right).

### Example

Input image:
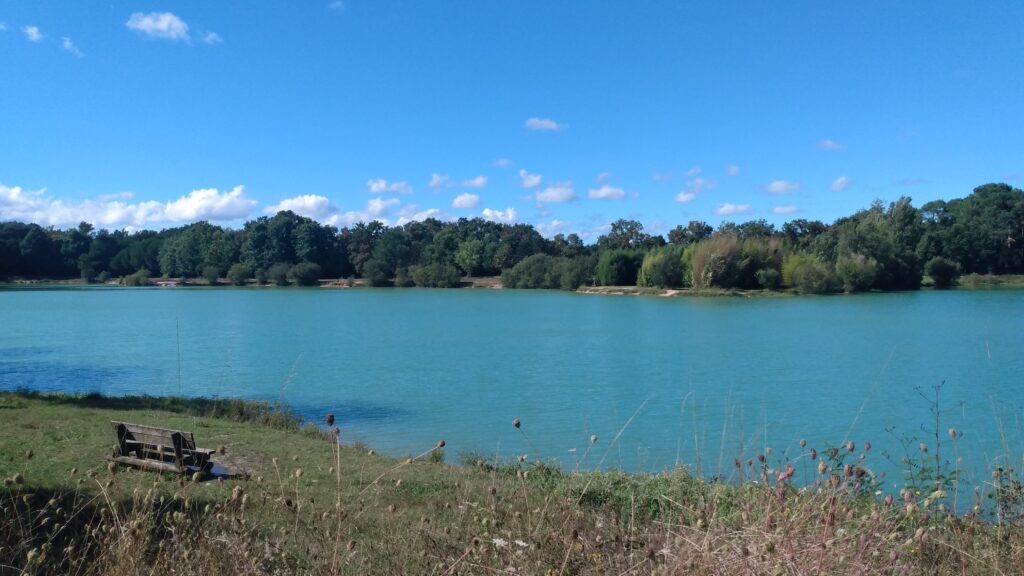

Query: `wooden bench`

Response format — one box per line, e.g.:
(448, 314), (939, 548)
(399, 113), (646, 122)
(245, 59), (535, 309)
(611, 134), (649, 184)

(108, 421), (216, 474)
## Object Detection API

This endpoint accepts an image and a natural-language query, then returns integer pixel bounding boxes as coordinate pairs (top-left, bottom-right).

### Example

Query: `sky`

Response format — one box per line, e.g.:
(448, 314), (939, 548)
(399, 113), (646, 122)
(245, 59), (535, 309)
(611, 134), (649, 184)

(1, 1), (1023, 240)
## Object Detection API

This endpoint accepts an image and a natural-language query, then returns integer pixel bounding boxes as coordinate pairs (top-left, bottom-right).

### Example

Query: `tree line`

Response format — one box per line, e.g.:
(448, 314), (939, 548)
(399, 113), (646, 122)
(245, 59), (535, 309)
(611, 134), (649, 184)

(1, 183), (1022, 292)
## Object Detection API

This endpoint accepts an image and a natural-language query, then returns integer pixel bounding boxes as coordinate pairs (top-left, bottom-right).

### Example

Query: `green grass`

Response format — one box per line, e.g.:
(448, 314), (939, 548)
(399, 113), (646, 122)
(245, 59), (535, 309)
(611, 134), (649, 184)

(3, 391), (1024, 575)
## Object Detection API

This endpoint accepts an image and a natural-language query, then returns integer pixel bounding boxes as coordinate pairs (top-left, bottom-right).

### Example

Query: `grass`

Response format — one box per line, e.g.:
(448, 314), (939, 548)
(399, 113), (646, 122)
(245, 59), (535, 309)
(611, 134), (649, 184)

(2, 390), (1024, 575)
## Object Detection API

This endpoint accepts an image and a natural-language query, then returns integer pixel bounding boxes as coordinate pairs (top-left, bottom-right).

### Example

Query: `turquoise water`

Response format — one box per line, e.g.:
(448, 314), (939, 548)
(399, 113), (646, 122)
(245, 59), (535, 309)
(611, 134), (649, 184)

(1, 286), (1022, 489)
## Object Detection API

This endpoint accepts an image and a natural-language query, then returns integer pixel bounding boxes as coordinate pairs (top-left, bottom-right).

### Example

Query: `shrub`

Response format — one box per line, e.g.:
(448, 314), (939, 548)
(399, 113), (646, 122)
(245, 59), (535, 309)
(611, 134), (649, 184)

(268, 262), (291, 286)
(393, 267), (415, 287)
(690, 235), (742, 289)
(123, 268), (151, 286)
(925, 256), (960, 288)
(96, 270), (111, 283)
(288, 262), (322, 286)
(595, 250), (644, 286)
(637, 246), (685, 288)
(202, 265), (221, 285)
(783, 252), (835, 294)
(754, 268), (780, 290)
(410, 263), (461, 288)
(835, 253), (878, 292)
(254, 268), (269, 285)
(226, 263), (252, 286)
(502, 254), (558, 289)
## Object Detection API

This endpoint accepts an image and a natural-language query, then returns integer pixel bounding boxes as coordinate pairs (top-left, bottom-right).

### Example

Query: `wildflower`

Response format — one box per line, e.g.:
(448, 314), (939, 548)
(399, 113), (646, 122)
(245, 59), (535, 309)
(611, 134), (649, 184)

(809, 448), (817, 460)
(436, 440), (446, 449)
(948, 427), (957, 440)
(799, 439), (806, 448)
(817, 461), (827, 475)
(864, 441), (871, 452)
(326, 413), (335, 426)
(590, 435), (598, 444)
(512, 418), (521, 429)
(846, 441), (855, 452)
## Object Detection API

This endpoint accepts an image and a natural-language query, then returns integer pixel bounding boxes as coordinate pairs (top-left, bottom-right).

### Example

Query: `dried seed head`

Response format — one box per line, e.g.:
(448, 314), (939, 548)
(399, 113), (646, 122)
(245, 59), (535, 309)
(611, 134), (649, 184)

(864, 441), (871, 452)
(948, 427), (957, 440)
(436, 440), (446, 449)
(810, 448), (817, 460)
(512, 418), (521, 429)
(817, 461), (827, 475)
(846, 441), (855, 452)
(25, 450), (33, 460)
(919, 442), (928, 453)
(488, 486), (497, 496)
(13, 473), (25, 485)
(590, 435), (598, 444)
(347, 540), (356, 551)
(107, 461), (117, 473)
(295, 469), (303, 479)
(388, 504), (396, 513)
(884, 494), (894, 506)
(326, 414), (335, 426)
(799, 439), (806, 448)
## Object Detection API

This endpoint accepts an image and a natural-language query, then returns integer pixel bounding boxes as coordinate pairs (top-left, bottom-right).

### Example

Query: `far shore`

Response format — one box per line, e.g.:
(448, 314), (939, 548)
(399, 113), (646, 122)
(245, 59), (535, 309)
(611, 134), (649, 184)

(4, 273), (1024, 296)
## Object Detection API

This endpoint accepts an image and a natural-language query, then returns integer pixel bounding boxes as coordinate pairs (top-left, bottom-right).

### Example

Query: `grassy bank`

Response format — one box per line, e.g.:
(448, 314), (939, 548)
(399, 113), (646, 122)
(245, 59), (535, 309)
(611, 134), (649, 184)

(2, 391), (1024, 575)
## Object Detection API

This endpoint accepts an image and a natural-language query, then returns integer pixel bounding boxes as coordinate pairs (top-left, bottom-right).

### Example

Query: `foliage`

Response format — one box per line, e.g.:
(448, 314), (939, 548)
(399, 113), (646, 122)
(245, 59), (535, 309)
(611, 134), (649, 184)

(202, 265), (221, 285)
(783, 252), (835, 294)
(267, 262), (291, 286)
(925, 256), (960, 287)
(287, 262), (322, 286)
(122, 268), (151, 287)
(594, 249), (643, 286)
(637, 245), (686, 288)
(835, 253), (879, 292)
(409, 263), (462, 287)
(226, 263), (252, 286)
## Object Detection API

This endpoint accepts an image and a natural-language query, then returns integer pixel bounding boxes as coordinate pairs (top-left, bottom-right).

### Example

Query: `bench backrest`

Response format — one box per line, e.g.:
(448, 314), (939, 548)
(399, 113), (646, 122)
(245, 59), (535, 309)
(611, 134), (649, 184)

(112, 421), (198, 455)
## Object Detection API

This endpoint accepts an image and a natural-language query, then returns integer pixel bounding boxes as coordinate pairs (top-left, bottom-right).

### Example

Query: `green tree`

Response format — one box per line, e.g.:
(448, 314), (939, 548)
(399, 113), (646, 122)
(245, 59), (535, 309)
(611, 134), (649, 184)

(925, 256), (960, 287)
(288, 262), (322, 286)
(226, 263), (252, 286)
(268, 262), (291, 286)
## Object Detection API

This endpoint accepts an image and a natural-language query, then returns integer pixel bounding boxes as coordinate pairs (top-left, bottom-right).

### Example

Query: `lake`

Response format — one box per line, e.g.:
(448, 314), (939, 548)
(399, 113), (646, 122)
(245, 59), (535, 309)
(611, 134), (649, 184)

(1, 286), (1022, 490)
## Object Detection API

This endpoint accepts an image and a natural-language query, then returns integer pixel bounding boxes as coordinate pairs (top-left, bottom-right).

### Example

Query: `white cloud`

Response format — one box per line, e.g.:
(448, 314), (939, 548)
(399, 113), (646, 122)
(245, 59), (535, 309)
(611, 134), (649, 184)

(536, 183), (576, 203)
(652, 171), (673, 182)
(686, 166), (702, 177)
(535, 219), (571, 238)
(264, 194), (336, 219)
(452, 193), (480, 209)
(163, 186), (256, 221)
(462, 175), (487, 188)
(481, 207), (517, 223)
(726, 165), (740, 176)
(367, 197), (400, 217)
(395, 205), (450, 226)
(675, 177), (716, 203)
(818, 139), (847, 151)
(830, 176), (851, 192)
(428, 173), (452, 189)
(525, 117), (564, 132)
(714, 203), (753, 216)
(201, 31), (223, 44)
(596, 171), (611, 182)
(126, 12), (190, 41)
(23, 25), (44, 42)
(328, 0), (345, 12)
(493, 158), (511, 168)
(367, 178), (412, 195)
(764, 180), (800, 194)
(0, 182), (256, 228)
(588, 184), (626, 200)
(772, 205), (799, 214)
(61, 37), (83, 57)
(519, 169), (542, 189)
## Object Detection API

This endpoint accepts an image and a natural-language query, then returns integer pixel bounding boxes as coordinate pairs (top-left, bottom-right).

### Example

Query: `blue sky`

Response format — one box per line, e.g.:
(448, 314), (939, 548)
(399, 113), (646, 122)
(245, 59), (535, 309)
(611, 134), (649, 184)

(1, 1), (1022, 239)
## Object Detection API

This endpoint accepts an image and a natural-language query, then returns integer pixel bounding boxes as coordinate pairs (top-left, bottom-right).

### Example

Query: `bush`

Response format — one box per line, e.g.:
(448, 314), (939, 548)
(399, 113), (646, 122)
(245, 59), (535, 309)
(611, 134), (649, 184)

(254, 268), (269, 285)
(202, 265), (221, 285)
(835, 253), (878, 292)
(595, 250), (644, 286)
(754, 268), (780, 290)
(226, 263), (252, 286)
(363, 258), (392, 287)
(502, 254), (559, 289)
(690, 235), (741, 289)
(268, 262), (291, 286)
(637, 246), (685, 288)
(96, 270), (111, 283)
(783, 252), (835, 294)
(410, 263), (462, 288)
(288, 262), (322, 286)
(925, 256), (960, 288)
(123, 268), (151, 286)
(393, 267), (415, 287)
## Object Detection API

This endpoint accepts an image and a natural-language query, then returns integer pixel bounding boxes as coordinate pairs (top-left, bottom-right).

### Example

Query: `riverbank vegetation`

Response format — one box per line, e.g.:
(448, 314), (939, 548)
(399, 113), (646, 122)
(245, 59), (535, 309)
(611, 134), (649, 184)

(2, 390), (1023, 574)
(2, 183), (1023, 294)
